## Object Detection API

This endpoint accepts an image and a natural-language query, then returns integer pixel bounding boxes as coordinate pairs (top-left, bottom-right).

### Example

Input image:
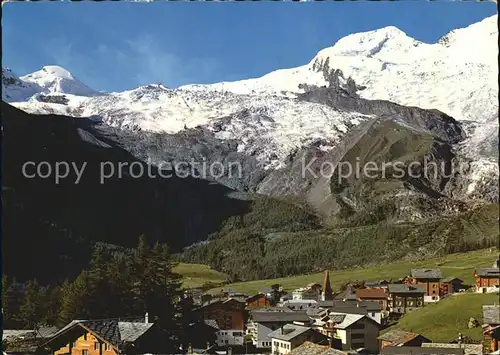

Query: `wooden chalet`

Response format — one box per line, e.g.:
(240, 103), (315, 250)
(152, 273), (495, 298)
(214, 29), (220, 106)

(37, 318), (168, 355)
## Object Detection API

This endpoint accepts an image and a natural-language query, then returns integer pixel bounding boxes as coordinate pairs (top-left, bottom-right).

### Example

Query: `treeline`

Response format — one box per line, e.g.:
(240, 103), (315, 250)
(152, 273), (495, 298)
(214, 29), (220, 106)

(2, 236), (188, 345)
(182, 203), (499, 281)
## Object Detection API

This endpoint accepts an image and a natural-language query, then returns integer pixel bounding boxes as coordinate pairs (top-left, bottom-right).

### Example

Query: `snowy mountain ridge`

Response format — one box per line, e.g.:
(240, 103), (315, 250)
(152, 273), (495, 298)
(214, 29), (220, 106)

(3, 15), (498, 202)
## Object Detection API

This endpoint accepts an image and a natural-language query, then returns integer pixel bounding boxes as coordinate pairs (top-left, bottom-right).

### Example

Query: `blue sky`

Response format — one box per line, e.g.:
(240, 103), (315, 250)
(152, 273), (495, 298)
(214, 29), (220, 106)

(2, 2), (496, 92)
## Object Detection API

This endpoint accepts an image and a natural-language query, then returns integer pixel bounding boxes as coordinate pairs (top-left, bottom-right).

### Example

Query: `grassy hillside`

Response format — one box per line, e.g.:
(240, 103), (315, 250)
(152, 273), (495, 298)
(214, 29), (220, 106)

(174, 263), (229, 290)
(389, 293), (499, 342)
(203, 249), (497, 295)
(183, 203), (498, 282)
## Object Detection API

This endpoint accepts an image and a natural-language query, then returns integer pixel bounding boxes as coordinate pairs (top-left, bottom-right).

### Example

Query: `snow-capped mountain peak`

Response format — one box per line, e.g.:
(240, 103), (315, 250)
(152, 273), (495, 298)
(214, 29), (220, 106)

(20, 65), (99, 97)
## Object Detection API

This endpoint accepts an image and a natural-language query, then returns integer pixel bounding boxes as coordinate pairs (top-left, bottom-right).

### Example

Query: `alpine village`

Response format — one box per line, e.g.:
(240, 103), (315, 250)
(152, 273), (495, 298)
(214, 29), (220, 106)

(3, 248), (499, 355)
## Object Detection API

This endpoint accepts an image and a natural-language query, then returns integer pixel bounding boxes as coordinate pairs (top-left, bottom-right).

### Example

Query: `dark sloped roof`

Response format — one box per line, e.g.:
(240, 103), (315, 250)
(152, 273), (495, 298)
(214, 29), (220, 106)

(483, 305), (500, 324)
(268, 324), (312, 341)
(44, 319), (154, 350)
(410, 269), (442, 279)
(377, 329), (422, 343)
(381, 346), (464, 355)
(251, 310), (310, 323)
(388, 284), (426, 294)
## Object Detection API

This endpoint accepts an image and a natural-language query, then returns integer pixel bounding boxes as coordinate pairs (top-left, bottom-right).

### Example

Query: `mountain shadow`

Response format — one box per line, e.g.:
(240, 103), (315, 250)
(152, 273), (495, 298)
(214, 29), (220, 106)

(2, 102), (252, 283)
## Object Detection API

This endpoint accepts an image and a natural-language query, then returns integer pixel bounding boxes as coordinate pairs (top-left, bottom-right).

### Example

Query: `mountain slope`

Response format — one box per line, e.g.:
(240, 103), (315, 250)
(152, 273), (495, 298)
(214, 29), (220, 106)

(1, 102), (250, 282)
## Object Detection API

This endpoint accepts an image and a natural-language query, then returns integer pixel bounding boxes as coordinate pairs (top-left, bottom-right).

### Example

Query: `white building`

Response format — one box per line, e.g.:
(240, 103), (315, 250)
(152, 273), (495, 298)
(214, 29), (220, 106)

(269, 324), (327, 355)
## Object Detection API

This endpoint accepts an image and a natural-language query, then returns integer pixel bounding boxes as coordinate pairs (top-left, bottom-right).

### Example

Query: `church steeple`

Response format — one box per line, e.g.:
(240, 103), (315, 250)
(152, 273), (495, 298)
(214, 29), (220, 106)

(321, 270), (333, 301)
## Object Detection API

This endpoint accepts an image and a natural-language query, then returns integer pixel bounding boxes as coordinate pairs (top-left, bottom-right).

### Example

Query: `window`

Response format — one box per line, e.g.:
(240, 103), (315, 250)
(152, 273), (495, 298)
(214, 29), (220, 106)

(371, 312), (375, 317)
(72, 342), (76, 348)
(82, 351), (88, 355)
(233, 332), (243, 337)
(351, 333), (364, 339)
(83, 333), (87, 341)
(94, 343), (99, 350)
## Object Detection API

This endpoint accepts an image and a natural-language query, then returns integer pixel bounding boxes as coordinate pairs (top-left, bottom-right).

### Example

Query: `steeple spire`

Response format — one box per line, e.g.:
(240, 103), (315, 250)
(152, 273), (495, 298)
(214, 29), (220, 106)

(322, 270), (333, 301)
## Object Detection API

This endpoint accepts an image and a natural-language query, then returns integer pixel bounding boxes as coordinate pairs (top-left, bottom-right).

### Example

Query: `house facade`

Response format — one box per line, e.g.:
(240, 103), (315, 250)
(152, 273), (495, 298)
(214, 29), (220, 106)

(483, 305), (500, 354)
(269, 324), (328, 355)
(247, 294), (272, 309)
(198, 298), (246, 346)
(246, 310), (311, 349)
(407, 269), (442, 303)
(40, 319), (167, 355)
(387, 284), (425, 314)
(440, 277), (463, 296)
(326, 313), (381, 353)
(474, 268), (500, 294)
(355, 288), (389, 312)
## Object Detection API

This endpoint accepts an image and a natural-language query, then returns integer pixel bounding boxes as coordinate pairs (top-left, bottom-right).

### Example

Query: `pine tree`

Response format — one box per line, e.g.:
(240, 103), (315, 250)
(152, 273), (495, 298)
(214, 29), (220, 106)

(18, 279), (41, 329)
(59, 272), (92, 324)
(2, 275), (22, 328)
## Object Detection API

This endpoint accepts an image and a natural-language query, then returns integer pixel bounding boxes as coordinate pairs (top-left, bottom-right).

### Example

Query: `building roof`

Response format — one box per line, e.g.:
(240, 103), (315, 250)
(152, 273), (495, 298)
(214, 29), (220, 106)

(377, 329), (425, 344)
(441, 277), (463, 283)
(381, 346), (464, 355)
(475, 268), (500, 277)
(318, 300), (381, 313)
(328, 312), (365, 329)
(388, 284), (426, 294)
(203, 319), (220, 330)
(328, 314), (347, 324)
(44, 319), (154, 350)
(483, 305), (500, 324)
(421, 343), (482, 355)
(268, 324), (312, 341)
(250, 310), (311, 323)
(117, 322), (154, 342)
(356, 288), (388, 299)
(410, 268), (442, 279)
(290, 342), (348, 355)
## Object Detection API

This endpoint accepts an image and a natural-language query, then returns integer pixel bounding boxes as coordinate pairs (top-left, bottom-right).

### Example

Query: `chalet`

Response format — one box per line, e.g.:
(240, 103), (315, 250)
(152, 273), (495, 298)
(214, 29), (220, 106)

(325, 312), (381, 353)
(269, 324), (328, 355)
(246, 309), (311, 349)
(482, 305), (500, 354)
(197, 298), (246, 347)
(440, 277), (464, 296)
(378, 330), (432, 350)
(355, 288), (389, 311)
(474, 268), (500, 294)
(38, 318), (168, 355)
(387, 284), (425, 314)
(408, 269), (442, 303)
(246, 293), (272, 309)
